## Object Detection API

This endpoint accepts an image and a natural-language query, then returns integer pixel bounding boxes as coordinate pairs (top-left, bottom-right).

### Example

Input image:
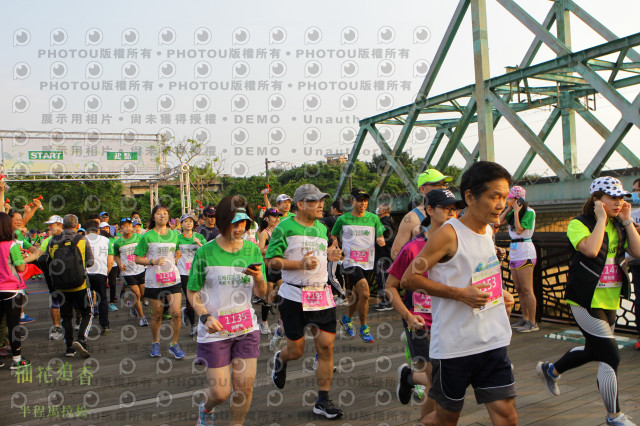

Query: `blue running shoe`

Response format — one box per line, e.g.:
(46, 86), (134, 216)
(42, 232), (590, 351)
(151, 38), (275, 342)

(359, 325), (375, 343)
(150, 342), (161, 357)
(19, 314), (36, 324)
(340, 315), (355, 338)
(169, 343), (185, 359)
(197, 402), (215, 426)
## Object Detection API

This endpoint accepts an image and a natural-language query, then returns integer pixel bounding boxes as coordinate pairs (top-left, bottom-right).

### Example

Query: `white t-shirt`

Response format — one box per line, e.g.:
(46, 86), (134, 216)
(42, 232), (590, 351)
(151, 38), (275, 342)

(507, 207), (537, 262)
(428, 218), (512, 359)
(86, 233), (112, 276)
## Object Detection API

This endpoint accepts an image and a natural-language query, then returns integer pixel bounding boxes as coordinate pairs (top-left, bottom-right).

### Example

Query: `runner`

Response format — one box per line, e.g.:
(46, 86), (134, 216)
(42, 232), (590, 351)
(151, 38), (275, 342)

(85, 219), (114, 336)
(38, 215), (65, 340)
(274, 193), (295, 219)
(99, 212), (117, 237)
(630, 178), (640, 349)
(401, 161), (517, 425)
(256, 207), (282, 334)
(176, 213), (206, 337)
(391, 169), (452, 260)
(333, 188), (386, 343)
(113, 218), (149, 327)
(499, 185), (538, 332)
(373, 202), (396, 311)
(134, 204), (185, 359)
(266, 184), (344, 419)
(390, 189), (464, 421)
(187, 195), (266, 426)
(537, 177), (640, 426)
(197, 206), (219, 242)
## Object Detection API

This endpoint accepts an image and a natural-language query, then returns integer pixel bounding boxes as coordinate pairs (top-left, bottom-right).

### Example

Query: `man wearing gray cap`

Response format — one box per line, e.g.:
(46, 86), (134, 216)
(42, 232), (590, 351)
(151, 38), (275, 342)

(266, 184), (344, 419)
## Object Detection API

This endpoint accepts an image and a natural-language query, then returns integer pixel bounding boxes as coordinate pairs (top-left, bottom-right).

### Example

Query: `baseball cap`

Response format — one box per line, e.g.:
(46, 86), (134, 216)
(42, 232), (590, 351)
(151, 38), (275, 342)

(203, 205), (216, 217)
(590, 176), (631, 197)
(44, 215), (63, 225)
(99, 211), (109, 217)
(293, 184), (330, 203)
(99, 222), (110, 228)
(417, 169), (453, 187)
(350, 188), (370, 200)
(276, 194), (293, 203)
(508, 186), (526, 199)
(179, 213), (196, 223)
(425, 189), (465, 209)
(264, 208), (283, 217)
(132, 219), (142, 226)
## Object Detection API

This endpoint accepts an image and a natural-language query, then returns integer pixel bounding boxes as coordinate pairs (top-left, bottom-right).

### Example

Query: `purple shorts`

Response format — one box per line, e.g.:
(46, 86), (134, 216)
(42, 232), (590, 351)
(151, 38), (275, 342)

(196, 330), (260, 368)
(509, 258), (536, 270)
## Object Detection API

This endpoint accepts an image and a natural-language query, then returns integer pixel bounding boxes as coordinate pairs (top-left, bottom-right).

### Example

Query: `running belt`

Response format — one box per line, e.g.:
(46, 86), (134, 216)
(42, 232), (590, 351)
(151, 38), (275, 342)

(511, 238), (532, 243)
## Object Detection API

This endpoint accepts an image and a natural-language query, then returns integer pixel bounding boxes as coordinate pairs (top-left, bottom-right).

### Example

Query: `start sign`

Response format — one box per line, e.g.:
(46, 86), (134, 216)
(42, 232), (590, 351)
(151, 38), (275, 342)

(28, 151), (63, 160)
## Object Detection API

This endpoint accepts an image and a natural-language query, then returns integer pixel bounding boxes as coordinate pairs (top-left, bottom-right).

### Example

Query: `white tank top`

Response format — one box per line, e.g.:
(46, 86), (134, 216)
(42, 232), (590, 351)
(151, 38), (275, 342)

(429, 218), (512, 359)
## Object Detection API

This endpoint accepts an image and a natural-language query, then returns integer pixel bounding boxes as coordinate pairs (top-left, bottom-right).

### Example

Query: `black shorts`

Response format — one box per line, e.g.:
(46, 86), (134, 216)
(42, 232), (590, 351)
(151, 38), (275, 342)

(267, 270), (282, 284)
(143, 284), (181, 300)
(403, 322), (430, 363)
(428, 346), (516, 412)
(123, 271), (145, 286)
(278, 298), (336, 341)
(343, 266), (368, 289)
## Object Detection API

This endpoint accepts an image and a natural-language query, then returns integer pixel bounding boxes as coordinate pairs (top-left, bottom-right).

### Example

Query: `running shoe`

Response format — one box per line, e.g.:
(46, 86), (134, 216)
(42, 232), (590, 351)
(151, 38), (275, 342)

(108, 303), (118, 312)
(181, 307), (188, 326)
(511, 318), (526, 329)
(142, 298), (149, 306)
(65, 347), (76, 357)
(536, 361), (560, 396)
(100, 327), (112, 336)
(130, 307), (138, 319)
(150, 342), (161, 357)
(162, 313), (171, 320)
(396, 363), (413, 405)
(19, 314), (36, 324)
(259, 321), (270, 335)
(72, 340), (91, 358)
(0, 346), (11, 357)
(635, 338), (640, 350)
(139, 317), (149, 327)
(517, 321), (539, 333)
(49, 326), (63, 341)
(606, 413), (636, 426)
(269, 325), (284, 352)
(190, 324), (197, 337)
(197, 402), (215, 426)
(271, 350), (287, 389)
(313, 398), (343, 419)
(359, 325), (375, 343)
(400, 331), (412, 363)
(169, 343), (185, 359)
(10, 358), (31, 370)
(373, 302), (393, 312)
(340, 315), (355, 338)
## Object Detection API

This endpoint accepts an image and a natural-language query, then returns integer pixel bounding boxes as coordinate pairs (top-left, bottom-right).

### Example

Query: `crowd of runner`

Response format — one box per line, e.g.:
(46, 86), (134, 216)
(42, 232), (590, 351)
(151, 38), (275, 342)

(0, 162), (638, 426)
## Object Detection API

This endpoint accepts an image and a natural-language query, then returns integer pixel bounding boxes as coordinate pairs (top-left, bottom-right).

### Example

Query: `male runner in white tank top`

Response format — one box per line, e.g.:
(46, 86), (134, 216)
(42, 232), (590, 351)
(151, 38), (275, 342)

(401, 161), (517, 426)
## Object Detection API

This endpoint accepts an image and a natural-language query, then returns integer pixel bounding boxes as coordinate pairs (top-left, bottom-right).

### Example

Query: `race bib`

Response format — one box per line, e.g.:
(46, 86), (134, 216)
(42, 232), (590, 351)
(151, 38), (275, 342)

(155, 270), (177, 285)
(471, 266), (504, 314)
(186, 261), (192, 271)
(598, 258), (623, 288)
(350, 248), (370, 264)
(218, 304), (253, 337)
(412, 292), (431, 314)
(126, 254), (136, 263)
(302, 286), (336, 311)
(509, 242), (517, 251)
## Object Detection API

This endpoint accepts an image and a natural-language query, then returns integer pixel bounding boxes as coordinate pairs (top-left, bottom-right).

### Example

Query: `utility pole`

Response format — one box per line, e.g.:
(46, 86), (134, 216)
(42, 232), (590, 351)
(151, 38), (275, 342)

(265, 158), (269, 186)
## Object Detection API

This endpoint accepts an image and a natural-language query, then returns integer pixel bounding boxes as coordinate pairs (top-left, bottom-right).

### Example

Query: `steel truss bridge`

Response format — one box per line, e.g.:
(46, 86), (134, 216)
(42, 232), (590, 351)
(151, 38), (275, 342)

(334, 0), (640, 206)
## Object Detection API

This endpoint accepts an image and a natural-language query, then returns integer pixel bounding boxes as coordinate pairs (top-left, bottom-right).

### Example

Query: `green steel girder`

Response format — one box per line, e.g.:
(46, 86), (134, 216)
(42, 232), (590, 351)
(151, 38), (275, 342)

(514, 107), (562, 179)
(437, 97), (477, 171)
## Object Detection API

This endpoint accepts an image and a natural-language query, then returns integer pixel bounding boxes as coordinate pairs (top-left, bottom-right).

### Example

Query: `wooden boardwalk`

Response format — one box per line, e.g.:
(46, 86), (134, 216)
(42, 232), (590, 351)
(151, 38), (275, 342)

(3, 278), (640, 425)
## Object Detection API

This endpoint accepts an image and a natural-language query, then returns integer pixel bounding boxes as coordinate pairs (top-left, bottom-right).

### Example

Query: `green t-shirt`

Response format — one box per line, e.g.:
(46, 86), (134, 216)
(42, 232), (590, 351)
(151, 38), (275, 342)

(505, 210), (535, 230)
(177, 232), (207, 275)
(265, 217), (329, 303)
(331, 211), (385, 270)
(567, 218), (627, 310)
(187, 239), (264, 343)
(10, 243), (24, 267)
(114, 233), (145, 276)
(134, 229), (180, 288)
(14, 230), (32, 250)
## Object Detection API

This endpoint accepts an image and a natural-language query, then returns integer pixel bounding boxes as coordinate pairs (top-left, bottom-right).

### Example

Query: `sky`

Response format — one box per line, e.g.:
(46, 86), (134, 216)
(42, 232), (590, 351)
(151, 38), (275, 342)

(1, 0), (639, 181)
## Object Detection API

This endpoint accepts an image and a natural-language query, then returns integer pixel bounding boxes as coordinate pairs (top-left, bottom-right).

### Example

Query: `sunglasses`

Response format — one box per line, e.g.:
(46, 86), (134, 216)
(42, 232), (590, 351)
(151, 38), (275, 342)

(120, 217), (131, 223)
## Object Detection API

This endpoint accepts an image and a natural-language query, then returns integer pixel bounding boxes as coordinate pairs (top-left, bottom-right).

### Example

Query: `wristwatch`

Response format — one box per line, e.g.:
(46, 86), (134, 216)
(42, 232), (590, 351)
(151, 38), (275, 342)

(621, 219), (634, 226)
(200, 314), (212, 324)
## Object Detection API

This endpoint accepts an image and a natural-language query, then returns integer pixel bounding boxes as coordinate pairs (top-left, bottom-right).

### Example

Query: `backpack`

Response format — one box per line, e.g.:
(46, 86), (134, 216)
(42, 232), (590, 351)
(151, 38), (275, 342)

(48, 234), (86, 290)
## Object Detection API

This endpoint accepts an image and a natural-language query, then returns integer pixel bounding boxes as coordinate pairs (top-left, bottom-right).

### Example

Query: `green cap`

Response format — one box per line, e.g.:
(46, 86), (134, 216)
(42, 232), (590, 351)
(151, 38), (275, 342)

(417, 169), (453, 187)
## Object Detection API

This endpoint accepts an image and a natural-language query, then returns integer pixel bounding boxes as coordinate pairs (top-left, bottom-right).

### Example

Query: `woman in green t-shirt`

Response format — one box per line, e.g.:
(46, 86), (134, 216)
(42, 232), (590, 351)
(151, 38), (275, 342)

(537, 177), (640, 425)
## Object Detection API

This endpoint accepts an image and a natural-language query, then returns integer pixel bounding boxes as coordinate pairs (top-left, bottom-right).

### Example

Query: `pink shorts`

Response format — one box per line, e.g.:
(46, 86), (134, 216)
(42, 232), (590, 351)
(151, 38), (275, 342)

(196, 330), (260, 368)
(509, 258), (536, 270)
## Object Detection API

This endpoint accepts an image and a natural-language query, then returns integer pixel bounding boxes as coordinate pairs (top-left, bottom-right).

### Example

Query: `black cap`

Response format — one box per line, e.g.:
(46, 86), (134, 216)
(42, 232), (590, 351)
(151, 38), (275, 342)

(264, 208), (283, 217)
(350, 188), (370, 200)
(425, 189), (465, 209)
(203, 205), (216, 217)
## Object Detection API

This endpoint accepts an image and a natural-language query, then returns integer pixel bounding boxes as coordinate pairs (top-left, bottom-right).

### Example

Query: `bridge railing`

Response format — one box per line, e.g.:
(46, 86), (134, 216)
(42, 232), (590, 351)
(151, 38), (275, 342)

(496, 232), (637, 334)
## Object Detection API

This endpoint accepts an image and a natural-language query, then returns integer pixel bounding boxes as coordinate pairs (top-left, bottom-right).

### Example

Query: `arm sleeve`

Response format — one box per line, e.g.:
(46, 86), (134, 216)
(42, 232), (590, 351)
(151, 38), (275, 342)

(196, 233), (206, 245)
(108, 238), (115, 255)
(330, 216), (342, 237)
(134, 233), (149, 256)
(519, 210), (535, 230)
(187, 249), (205, 291)
(113, 240), (121, 257)
(375, 216), (386, 238)
(264, 225), (287, 259)
(567, 219), (590, 250)
(10, 244), (24, 266)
